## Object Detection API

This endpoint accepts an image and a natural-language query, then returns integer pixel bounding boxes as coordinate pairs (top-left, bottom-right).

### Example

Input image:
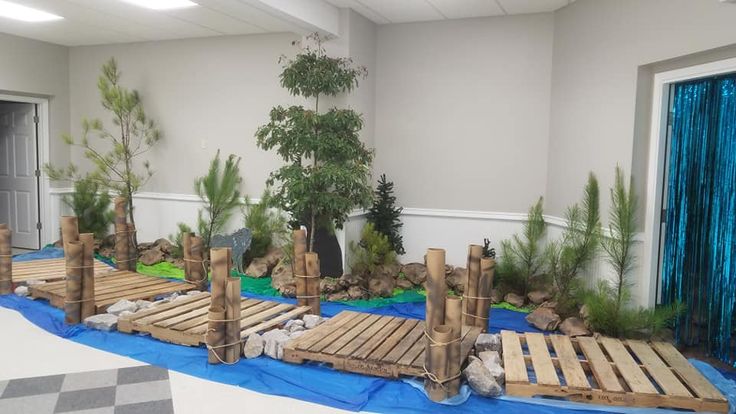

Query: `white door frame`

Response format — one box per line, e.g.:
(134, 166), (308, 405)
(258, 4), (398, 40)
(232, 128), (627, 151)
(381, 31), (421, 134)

(642, 56), (736, 308)
(0, 93), (51, 248)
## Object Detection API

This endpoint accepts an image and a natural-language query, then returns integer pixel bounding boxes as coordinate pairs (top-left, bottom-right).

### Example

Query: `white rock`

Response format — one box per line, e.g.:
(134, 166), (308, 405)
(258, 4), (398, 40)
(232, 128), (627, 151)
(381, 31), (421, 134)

(243, 334), (264, 359)
(14, 286), (29, 297)
(173, 295), (189, 302)
(475, 333), (501, 354)
(161, 292), (179, 302)
(106, 299), (138, 315)
(262, 329), (291, 360)
(479, 351), (505, 385)
(284, 319), (304, 330)
(84, 314), (119, 331)
(118, 310), (134, 318)
(135, 300), (153, 310)
(303, 315), (324, 329)
(186, 290), (201, 296)
(289, 325), (305, 333)
(289, 331), (305, 340)
(26, 279), (46, 286)
(463, 357), (502, 397)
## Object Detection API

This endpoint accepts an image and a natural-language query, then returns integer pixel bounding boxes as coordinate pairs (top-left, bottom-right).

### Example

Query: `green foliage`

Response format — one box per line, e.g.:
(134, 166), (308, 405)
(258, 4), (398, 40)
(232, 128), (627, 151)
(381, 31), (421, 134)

(366, 174), (404, 255)
(546, 173), (601, 314)
(194, 150), (242, 252)
(169, 223), (192, 259)
(243, 189), (289, 262)
(63, 176), (114, 239)
(44, 57), (161, 244)
(256, 33), (374, 252)
(349, 223), (398, 276)
(497, 197), (547, 297)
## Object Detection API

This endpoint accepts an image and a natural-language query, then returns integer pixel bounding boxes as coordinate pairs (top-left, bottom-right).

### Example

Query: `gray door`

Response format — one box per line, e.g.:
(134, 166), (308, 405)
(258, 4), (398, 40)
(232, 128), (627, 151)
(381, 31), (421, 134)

(0, 102), (40, 249)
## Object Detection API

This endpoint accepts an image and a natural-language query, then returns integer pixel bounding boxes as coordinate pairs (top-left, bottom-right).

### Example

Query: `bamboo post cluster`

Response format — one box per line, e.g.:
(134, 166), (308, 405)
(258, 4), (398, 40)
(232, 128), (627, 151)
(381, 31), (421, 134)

(293, 229), (320, 315)
(64, 241), (84, 324)
(114, 197), (136, 271)
(61, 219), (96, 323)
(444, 296), (462, 396)
(79, 233), (96, 320)
(208, 247), (241, 364)
(476, 257), (496, 332)
(183, 232), (206, 291)
(0, 223), (11, 294)
(463, 244), (495, 332)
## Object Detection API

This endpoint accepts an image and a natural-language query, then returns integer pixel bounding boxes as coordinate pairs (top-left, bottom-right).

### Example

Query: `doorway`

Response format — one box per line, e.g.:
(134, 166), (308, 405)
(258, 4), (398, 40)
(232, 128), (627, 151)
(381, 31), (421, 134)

(0, 100), (41, 250)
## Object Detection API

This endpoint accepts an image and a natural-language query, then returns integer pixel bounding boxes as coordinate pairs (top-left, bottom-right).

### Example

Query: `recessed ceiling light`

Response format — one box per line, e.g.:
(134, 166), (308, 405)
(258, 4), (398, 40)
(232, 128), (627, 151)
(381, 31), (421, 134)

(121, 0), (198, 10)
(0, 0), (62, 22)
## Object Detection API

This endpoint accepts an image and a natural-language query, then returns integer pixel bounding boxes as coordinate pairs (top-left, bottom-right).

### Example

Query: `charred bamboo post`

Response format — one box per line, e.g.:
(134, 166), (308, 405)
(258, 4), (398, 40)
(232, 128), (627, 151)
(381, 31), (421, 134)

(190, 235), (206, 291)
(127, 223), (137, 270)
(183, 232), (192, 281)
(463, 244), (482, 327)
(207, 306), (226, 364)
(424, 324), (452, 402)
(210, 248), (231, 312)
(293, 229), (308, 308)
(79, 233), (96, 320)
(60, 216), (79, 257)
(444, 296), (462, 397)
(304, 252), (321, 315)
(425, 248), (447, 334)
(476, 257), (496, 332)
(0, 226), (11, 294)
(114, 198), (129, 271)
(225, 277), (242, 363)
(64, 241), (84, 324)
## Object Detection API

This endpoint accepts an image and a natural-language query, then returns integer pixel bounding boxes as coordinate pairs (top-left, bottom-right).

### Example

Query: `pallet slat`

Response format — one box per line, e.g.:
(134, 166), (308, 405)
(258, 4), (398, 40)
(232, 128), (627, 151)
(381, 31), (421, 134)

(651, 341), (726, 401)
(501, 330), (529, 384)
(600, 337), (656, 394)
(526, 333), (560, 386)
(627, 340), (691, 397)
(577, 336), (624, 393)
(12, 258), (117, 283)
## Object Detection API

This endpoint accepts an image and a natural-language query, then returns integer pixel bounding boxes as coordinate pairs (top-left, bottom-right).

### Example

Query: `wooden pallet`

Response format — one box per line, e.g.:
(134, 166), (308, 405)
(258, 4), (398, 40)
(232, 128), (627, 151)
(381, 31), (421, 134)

(118, 292), (312, 346)
(501, 330), (729, 413)
(29, 271), (196, 313)
(12, 258), (117, 283)
(282, 310), (482, 378)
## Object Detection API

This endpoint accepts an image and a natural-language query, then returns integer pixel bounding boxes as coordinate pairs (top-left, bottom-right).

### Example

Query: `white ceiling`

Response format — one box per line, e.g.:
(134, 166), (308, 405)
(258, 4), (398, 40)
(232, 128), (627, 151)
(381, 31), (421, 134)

(324, 0), (575, 24)
(0, 0), (575, 46)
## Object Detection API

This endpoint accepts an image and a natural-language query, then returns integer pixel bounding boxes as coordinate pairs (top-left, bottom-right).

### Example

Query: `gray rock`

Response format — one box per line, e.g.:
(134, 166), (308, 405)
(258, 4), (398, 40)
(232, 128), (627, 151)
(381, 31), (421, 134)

(463, 358), (503, 397)
(303, 314), (324, 329)
(490, 289), (501, 304)
(139, 247), (164, 266)
(478, 351), (505, 385)
(84, 313), (119, 331)
(559, 317), (590, 337)
(284, 319), (304, 330)
(526, 307), (562, 331)
(475, 333), (501, 353)
(289, 330), (305, 340)
(262, 329), (291, 360)
(245, 257), (269, 278)
(243, 333), (264, 359)
(396, 278), (414, 290)
(445, 267), (467, 294)
(106, 299), (138, 315)
(338, 273), (363, 288)
(527, 290), (552, 305)
(400, 263), (427, 286)
(135, 299), (153, 310)
(160, 292), (179, 302)
(347, 285), (364, 300)
(504, 292), (525, 308)
(368, 275), (394, 298)
(327, 291), (350, 302)
(186, 290), (201, 296)
(14, 286), (29, 297)
(320, 278), (341, 294)
(118, 310), (134, 318)
(271, 258), (295, 295)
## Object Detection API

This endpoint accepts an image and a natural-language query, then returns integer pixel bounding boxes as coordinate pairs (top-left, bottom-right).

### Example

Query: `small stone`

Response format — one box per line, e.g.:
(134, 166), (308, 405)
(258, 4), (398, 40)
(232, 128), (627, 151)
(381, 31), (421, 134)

(245, 257), (269, 278)
(475, 333), (502, 353)
(139, 247), (165, 266)
(504, 293), (525, 308)
(526, 307), (562, 331)
(445, 267), (467, 294)
(186, 290), (201, 296)
(338, 273), (363, 288)
(303, 314), (324, 329)
(118, 310), (134, 318)
(84, 313), (119, 331)
(14, 286), (29, 297)
(327, 291), (350, 302)
(540, 300), (558, 309)
(559, 317), (590, 337)
(262, 329), (291, 360)
(463, 358), (503, 397)
(243, 333), (264, 359)
(490, 289), (501, 304)
(161, 292), (179, 302)
(347, 285), (364, 299)
(368, 275), (394, 297)
(527, 290), (552, 305)
(289, 325), (304, 333)
(289, 330), (305, 340)
(135, 300), (153, 310)
(396, 278), (413, 290)
(478, 351), (505, 385)
(320, 278), (340, 294)
(284, 319), (305, 330)
(106, 299), (138, 315)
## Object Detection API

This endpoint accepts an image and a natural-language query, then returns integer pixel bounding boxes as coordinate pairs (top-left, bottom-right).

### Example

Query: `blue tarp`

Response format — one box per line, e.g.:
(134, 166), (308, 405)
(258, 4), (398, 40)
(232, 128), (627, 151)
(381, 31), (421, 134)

(3, 249), (735, 414)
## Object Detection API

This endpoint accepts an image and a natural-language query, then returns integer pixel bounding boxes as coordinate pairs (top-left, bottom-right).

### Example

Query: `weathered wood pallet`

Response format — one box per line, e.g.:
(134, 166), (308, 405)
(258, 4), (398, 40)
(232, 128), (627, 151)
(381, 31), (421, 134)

(29, 271), (196, 313)
(12, 257), (117, 283)
(118, 292), (311, 346)
(501, 330), (729, 413)
(282, 310), (482, 378)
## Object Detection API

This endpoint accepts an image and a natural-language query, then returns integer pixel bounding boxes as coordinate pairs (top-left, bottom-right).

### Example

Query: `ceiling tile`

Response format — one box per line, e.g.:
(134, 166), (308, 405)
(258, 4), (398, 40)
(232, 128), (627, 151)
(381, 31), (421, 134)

(356, 0), (444, 23)
(165, 6), (264, 35)
(324, 0), (391, 24)
(496, 0), (569, 15)
(426, 0), (505, 19)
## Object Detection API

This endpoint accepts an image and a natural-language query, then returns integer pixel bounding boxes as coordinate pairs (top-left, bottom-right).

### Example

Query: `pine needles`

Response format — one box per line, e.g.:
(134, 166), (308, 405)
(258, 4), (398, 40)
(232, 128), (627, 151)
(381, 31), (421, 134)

(498, 197), (547, 297)
(194, 150), (242, 252)
(243, 188), (289, 263)
(366, 174), (405, 255)
(63, 176), (115, 239)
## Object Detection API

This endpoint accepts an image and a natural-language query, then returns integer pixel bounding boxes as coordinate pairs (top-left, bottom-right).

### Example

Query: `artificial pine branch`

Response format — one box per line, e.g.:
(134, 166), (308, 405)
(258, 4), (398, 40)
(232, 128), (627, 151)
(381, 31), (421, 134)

(366, 174), (405, 255)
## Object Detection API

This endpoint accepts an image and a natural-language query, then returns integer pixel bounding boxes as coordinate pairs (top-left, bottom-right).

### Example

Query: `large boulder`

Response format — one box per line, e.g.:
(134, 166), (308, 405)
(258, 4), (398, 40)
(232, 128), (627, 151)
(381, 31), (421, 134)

(271, 258), (295, 295)
(106, 299), (138, 316)
(478, 351), (505, 385)
(338, 273), (363, 288)
(463, 357), (503, 397)
(368, 275), (395, 297)
(262, 329), (291, 360)
(396, 278), (414, 290)
(475, 333), (502, 353)
(84, 314), (119, 331)
(347, 285), (365, 300)
(559, 317), (590, 337)
(303, 315), (324, 329)
(527, 290), (552, 305)
(446, 267), (467, 294)
(263, 246), (284, 268)
(139, 247), (164, 266)
(320, 278), (341, 294)
(504, 293), (525, 308)
(400, 263), (427, 286)
(154, 238), (174, 255)
(245, 257), (269, 278)
(243, 333), (264, 359)
(526, 307), (562, 331)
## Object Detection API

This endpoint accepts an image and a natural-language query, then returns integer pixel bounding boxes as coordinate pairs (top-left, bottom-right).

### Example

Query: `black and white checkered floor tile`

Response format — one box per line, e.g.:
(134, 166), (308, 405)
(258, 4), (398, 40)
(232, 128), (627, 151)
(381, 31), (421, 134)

(0, 365), (174, 414)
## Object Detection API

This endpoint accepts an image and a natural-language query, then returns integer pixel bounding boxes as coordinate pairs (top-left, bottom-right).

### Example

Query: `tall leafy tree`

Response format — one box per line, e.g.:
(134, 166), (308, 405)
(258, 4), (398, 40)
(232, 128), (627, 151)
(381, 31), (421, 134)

(45, 57), (161, 246)
(194, 150), (242, 252)
(366, 174), (404, 255)
(256, 34), (374, 252)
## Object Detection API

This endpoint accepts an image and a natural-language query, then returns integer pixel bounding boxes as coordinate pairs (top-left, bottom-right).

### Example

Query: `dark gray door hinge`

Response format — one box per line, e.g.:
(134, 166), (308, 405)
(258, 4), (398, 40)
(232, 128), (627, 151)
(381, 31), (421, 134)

(36, 222), (43, 230)
(33, 115), (39, 124)
(35, 169), (41, 177)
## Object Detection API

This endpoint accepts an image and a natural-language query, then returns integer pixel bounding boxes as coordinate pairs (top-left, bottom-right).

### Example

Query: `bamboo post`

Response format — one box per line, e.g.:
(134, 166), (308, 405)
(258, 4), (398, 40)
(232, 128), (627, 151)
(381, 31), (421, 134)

(183, 232), (192, 281)
(425, 248), (447, 334)
(225, 277), (242, 364)
(190, 235), (206, 291)
(305, 252), (321, 315)
(293, 229), (308, 307)
(114, 198), (128, 271)
(424, 324), (452, 402)
(127, 223), (137, 270)
(463, 244), (482, 327)
(79, 233), (96, 320)
(64, 241), (84, 324)
(476, 257), (496, 332)
(0, 226), (11, 294)
(444, 296), (462, 397)
(60, 216), (79, 256)
(207, 306), (226, 364)
(210, 248), (231, 312)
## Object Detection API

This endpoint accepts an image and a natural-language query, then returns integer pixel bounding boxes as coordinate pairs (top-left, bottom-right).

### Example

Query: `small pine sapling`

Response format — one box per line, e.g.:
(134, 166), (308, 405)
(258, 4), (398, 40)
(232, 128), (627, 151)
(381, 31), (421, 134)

(169, 222), (193, 259)
(63, 176), (115, 239)
(366, 174), (405, 255)
(194, 150), (242, 252)
(244, 188), (289, 263)
(349, 223), (398, 277)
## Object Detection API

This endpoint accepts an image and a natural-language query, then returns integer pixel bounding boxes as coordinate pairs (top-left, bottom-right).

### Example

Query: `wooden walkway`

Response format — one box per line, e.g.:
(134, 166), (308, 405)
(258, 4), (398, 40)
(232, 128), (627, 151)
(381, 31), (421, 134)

(12, 257), (117, 283)
(282, 310), (482, 378)
(29, 271), (196, 313)
(118, 292), (311, 346)
(501, 330), (729, 413)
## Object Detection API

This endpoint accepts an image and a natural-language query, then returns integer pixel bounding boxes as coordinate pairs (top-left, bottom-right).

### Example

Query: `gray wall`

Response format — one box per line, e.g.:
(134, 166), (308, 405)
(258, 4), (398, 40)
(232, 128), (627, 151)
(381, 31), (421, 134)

(0, 32), (70, 170)
(547, 0), (736, 220)
(374, 13), (554, 212)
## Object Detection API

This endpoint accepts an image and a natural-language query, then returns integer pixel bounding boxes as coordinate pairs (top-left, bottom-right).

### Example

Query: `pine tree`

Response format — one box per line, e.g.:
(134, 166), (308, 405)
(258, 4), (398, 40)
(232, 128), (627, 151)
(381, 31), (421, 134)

(366, 174), (405, 255)
(194, 150), (242, 253)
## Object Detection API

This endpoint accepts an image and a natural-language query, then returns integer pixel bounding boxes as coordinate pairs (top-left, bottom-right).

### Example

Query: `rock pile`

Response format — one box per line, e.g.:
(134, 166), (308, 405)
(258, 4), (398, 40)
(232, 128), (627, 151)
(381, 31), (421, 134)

(464, 333), (505, 397)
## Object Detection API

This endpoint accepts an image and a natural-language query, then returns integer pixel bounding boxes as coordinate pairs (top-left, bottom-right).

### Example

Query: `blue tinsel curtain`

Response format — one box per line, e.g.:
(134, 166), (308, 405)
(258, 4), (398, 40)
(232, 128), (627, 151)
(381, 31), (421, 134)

(662, 74), (736, 366)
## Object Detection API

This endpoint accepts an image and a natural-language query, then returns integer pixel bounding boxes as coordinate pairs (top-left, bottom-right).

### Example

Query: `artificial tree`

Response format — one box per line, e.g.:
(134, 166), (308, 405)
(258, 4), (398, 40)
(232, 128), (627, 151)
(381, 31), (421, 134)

(45, 57), (161, 246)
(367, 174), (405, 255)
(256, 34), (374, 275)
